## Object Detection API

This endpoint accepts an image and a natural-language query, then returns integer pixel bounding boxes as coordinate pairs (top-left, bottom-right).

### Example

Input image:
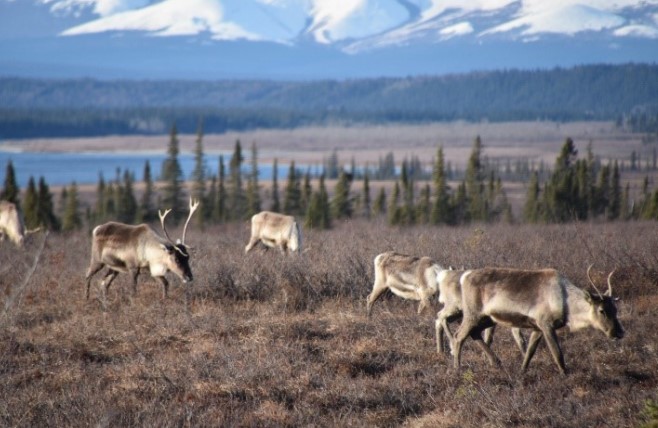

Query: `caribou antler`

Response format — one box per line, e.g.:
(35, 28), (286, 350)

(606, 268), (617, 297)
(181, 198), (200, 246)
(586, 264), (604, 298)
(158, 208), (175, 244)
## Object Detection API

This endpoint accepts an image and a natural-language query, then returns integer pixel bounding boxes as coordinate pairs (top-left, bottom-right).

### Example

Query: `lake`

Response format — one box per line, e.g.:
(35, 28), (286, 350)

(0, 151), (309, 187)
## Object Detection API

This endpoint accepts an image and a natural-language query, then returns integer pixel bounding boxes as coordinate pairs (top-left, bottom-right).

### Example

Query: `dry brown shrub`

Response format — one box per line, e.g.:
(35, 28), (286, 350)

(0, 220), (656, 426)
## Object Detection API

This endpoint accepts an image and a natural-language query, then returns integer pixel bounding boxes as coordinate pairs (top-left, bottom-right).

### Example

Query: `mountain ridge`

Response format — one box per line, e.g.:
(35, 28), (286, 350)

(1, 63), (657, 139)
(1, 1), (657, 79)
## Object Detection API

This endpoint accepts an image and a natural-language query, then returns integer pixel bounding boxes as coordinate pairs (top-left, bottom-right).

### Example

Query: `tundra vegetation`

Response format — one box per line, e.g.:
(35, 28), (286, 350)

(1, 220), (657, 427)
(1, 126), (658, 425)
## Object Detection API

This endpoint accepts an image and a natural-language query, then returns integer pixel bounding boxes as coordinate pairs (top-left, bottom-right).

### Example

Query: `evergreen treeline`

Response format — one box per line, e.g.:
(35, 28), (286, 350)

(4, 128), (658, 235)
(621, 104), (658, 143)
(2, 63), (658, 138)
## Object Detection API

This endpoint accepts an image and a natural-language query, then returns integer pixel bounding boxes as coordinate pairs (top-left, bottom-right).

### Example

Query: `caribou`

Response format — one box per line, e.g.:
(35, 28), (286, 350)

(0, 201), (26, 247)
(451, 266), (624, 374)
(435, 268), (525, 355)
(367, 251), (443, 317)
(245, 211), (302, 255)
(85, 198), (199, 300)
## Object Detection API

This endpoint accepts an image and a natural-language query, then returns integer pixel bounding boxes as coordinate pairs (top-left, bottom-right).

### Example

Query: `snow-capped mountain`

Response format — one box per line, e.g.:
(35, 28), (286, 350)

(1, 0), (657, 79)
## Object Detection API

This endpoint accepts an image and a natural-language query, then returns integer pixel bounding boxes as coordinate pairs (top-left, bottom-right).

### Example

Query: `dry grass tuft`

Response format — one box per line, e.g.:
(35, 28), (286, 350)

(0, 220), (657, 426)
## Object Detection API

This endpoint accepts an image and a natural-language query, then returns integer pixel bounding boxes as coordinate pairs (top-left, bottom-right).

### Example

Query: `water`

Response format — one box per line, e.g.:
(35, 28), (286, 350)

(0, 150), (307, 187)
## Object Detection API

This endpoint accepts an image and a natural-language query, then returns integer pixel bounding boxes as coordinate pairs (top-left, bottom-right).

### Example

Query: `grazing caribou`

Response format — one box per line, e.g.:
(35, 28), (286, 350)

(245, 211), (302, 254)
(451, 267), (624, 374)
(367, 251), (443, 317)
(0, 201), (25, 247)
(85, 198), (199, 300)
(435, 268), (525, 355)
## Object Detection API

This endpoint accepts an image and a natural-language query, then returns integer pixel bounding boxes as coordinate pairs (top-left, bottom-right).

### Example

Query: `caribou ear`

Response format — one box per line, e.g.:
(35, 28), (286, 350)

(160, 243), (174, 254)
(583, 290), (593, 303)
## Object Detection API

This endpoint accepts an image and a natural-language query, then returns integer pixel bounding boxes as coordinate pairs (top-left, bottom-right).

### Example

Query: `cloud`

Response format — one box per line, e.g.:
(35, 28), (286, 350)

(440, 22), (474, 39)
(614, 24), (658, 38)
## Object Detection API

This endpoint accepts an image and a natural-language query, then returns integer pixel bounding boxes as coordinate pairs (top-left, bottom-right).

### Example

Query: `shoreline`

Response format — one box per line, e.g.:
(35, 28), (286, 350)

(0, 121), (645, 169)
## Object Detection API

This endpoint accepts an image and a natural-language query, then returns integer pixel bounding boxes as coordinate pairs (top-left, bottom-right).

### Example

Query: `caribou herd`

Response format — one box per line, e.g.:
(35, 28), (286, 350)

(367, 251), (624, 374)
(1, 197), (625, 375)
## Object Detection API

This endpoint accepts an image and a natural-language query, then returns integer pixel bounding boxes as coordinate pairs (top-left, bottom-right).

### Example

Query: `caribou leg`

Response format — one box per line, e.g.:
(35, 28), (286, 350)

(366, 282), (388, 318)
(130, 268), (140, 295)
(101, 270), (120, 296)
(156, 276), (170, 299)
(435, 307), (460, 354)
(521, 330), (543, 371)
(85, 261), (105, 299)
(541, 325), (567, 375)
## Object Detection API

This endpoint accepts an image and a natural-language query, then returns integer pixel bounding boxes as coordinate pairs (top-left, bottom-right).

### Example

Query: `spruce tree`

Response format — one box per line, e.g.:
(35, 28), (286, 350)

(608, 161), (621, 220)
(305, 189), (323, 229)
(93, 173), (107, 224)
(206, 175), (217, 223)
(362, 171), (371, 219)
(388, 181), (401, 225)
(620, 183), (631, 220)
(574, 159), (591, 219)
(465, 136), (485, 222)
(319, 174), (331, 229)
(118, 170), (137, 223)
(301, 170), (312, 215)
(58, 186), (68, 219)
(373, 187), (386, 217)
(1, 160), (20, 207)
(400, 160), (415, 225)
(270, 158), (281, 213)
(214, 156), (227, 223)
(324, 149), (339, 179)
(331, 170), (352, 220)
(191, 121), (207, 224)
(136, 161), (156, 223)
(595, 164), (611, 218)
(417, 183), (431, 224)
(103, 181), (116, 220)
(451, 182), (468, 224)
(23, 177), (39, 229)
(544, 137), (579, 222)
(523, 171), (541, 223)
(245, 142), (261, 218)
(431, 146), (449, 225)
(37, 177), (59, 231)
(161, 123), (184, 222)
(62, 182), (82, 231)
(495, 178), (513, 223)
(283, 161), (302, 215)
(228, 139), (246, 220)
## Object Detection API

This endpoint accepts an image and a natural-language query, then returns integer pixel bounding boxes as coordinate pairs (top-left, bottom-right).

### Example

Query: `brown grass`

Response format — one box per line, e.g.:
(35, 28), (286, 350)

(1, 220), (657, 427)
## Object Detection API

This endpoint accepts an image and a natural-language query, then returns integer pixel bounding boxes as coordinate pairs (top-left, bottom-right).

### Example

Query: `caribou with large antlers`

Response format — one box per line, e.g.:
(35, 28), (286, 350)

(451, 266), (624, 374)
(85, 198), (200, 299)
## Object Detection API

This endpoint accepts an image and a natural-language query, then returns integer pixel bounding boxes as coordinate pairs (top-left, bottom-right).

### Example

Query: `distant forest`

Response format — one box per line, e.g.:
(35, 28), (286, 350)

(1, 63), (657, 138)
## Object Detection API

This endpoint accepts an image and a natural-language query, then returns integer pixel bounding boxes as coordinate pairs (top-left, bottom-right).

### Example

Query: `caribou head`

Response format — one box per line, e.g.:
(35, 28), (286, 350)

(158, 198), (199, 283)
(586, 264), (624, 339)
